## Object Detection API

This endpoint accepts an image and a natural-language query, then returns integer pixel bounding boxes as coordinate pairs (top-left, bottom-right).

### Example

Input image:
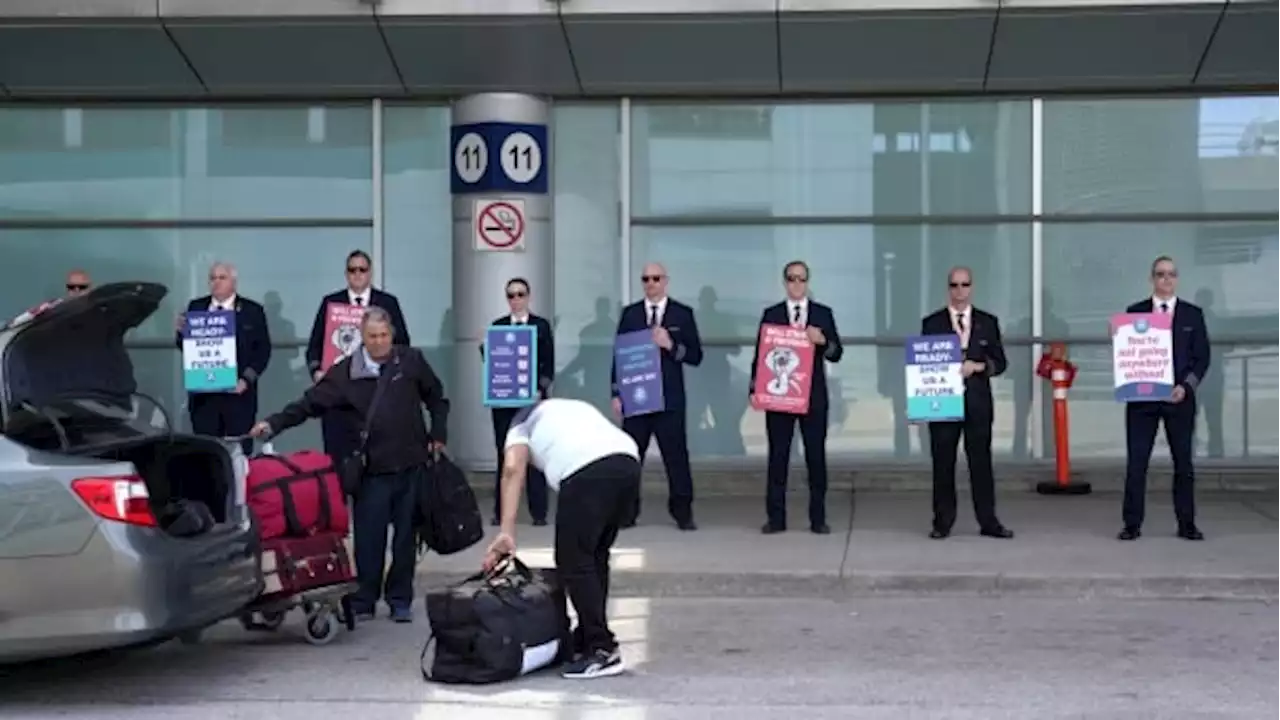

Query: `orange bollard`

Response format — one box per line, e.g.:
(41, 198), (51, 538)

(1035, 342), (1092, 495)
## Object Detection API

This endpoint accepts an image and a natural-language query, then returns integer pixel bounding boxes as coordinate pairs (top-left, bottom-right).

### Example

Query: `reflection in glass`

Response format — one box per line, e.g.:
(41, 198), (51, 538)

(631, 100), (1032, 218)
(551, 104), (624, 419)
(1043, 96), (1279, 215)
(381, 103), (454, 369)
(0, 106), (373, 220)
(1042, 221), (1279, 340)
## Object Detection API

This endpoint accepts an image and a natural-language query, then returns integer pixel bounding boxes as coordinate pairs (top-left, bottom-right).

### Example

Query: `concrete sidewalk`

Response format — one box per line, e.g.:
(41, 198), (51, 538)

(416, 490), (1278, 601)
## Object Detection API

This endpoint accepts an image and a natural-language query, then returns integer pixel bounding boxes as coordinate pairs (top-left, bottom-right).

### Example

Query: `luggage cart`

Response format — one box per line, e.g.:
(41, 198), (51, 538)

(224, 435), (360, 646)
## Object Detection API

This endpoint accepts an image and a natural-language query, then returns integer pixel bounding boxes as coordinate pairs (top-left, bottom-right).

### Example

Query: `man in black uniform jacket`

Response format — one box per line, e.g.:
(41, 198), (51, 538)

(751, 261), (844, 535)
(253, 307), (448, 623)
(480, 277), (555, 525)
(305, 250), (411, 463)
(610, 262), (703, 531)
(174, 262), (271, 456)
(1118, 255), (1211, 542)
(920, 266), (1013, 540)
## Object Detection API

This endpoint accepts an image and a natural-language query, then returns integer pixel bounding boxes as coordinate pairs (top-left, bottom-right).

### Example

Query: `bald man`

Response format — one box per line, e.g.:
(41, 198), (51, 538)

(64, 270), (91, 297)
(174, 262), (272, 455)
(609, 262), (703, 531)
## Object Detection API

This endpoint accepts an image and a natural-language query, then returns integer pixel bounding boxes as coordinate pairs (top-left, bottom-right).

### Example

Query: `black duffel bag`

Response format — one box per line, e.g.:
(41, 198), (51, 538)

(415, 451), (484, 556)
(420, 556), (574, 684)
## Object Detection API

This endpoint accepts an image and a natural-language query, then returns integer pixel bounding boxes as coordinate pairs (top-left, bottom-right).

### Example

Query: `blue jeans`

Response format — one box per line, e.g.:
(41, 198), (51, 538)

(351, 465), (420, 612)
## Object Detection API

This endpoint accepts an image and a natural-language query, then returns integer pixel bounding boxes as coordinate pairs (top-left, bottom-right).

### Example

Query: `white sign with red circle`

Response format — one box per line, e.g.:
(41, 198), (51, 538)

(473, 199), (526, 252)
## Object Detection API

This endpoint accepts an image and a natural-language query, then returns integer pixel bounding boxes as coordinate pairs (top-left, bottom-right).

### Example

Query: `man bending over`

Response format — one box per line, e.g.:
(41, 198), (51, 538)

(482, 398), (641, 680)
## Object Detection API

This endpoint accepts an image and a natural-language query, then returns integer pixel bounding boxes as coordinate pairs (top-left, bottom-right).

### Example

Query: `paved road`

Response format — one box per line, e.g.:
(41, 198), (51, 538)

(1, 597), (1275, 719)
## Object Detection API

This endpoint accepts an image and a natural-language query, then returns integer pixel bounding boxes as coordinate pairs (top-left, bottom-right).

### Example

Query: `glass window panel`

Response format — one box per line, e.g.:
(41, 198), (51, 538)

(656, 343), (1032, 461)
(1041, 221), (1279, 340)
(551, 104), (624, 419)
(0, 106), (373, 220)
(1043, 96), (1280, 215)
(381, 104), (454, 391)
(199, 105), (373, 220)
(0, 108), (182, 219)
(0, 227), (372, 453)
(630, 101), (1031, 218)
(631, 223), (1033, 340)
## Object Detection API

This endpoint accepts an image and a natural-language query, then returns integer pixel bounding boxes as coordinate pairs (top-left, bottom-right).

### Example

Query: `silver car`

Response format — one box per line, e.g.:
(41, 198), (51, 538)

(0, 282), (263, 664)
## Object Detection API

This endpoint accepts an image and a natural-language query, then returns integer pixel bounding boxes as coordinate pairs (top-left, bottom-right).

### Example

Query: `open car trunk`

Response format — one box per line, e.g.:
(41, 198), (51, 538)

(0, 282), (242, 537)
(91, 434), (239, 532)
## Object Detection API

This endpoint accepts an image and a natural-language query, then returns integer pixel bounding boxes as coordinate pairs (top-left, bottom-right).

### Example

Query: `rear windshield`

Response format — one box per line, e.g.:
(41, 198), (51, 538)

(5, 393), (172, 453)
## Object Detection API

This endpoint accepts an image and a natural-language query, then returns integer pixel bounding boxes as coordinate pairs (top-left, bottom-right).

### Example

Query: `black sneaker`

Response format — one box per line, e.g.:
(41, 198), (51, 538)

(561, 649), (624, 679)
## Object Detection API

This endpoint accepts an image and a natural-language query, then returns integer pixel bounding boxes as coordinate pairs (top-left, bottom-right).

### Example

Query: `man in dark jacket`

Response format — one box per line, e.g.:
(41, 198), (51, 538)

(305, 249), (412, 462)
(174, 261), (271, 456)
(479, 276), (555, 526)
(920, 266), (1013, 540)
(751, 260), (844, 535)
(609, 262), (703, 530)
(251, 307), (448, 623)
(1119, 255), (1211, 541)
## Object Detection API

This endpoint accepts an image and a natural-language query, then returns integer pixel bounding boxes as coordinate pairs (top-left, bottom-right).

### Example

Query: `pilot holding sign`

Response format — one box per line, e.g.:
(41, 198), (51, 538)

(750, 260), (843, 536)
(919, 266), (1013, 541)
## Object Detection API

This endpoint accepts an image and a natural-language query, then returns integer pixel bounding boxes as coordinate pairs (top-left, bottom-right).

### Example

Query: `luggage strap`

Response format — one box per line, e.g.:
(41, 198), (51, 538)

(249, 454), (336, 536)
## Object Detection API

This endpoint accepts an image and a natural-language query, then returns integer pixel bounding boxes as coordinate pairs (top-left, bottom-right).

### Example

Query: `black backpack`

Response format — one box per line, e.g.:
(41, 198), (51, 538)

(416, 452), (483, 556)
(420, 556), (574, 684)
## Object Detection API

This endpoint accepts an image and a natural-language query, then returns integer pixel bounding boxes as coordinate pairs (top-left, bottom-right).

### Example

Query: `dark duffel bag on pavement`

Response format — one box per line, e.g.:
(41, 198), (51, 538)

(420, 556), (573, 684)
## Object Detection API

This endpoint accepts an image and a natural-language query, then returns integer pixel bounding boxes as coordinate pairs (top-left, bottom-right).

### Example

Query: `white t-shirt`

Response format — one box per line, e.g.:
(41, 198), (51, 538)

(503, 398), (640, 491)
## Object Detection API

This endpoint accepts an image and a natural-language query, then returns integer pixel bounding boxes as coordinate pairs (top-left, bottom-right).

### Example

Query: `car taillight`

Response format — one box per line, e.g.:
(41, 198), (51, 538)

(71, 475), (157, 527)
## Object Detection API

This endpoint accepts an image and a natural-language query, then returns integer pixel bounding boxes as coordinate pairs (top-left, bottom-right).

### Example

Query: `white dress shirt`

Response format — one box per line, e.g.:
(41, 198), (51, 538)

(209, 294), (238, 312)
(1152, 295), (1177, 314)
(348, 288), (371, 306)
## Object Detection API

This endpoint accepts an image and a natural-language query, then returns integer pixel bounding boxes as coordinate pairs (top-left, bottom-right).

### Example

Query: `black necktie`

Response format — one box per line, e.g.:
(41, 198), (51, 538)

(649, 305), (658, 327)
(793, 305), (801, 325)
(1160, 302), (1169, 313)
(354, 297), (364, 306)
(956, 314), (965, 332)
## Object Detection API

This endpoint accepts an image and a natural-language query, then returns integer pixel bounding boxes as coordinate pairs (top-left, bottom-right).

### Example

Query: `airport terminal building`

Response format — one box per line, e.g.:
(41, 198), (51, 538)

(0, 0), (1275, 472)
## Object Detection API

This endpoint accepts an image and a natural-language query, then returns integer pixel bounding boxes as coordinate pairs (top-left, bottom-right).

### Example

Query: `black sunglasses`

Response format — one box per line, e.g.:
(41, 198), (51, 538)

(507, 290), (527, 299)
(950, 282), (971, 288)
(347, 266), (369, 274)
(66, 284), (89, 291)
(641, 275), (662, 283)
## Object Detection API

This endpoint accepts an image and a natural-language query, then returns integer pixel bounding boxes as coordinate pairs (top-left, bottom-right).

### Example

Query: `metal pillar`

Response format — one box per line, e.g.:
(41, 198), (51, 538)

(450, 93), (553, 468)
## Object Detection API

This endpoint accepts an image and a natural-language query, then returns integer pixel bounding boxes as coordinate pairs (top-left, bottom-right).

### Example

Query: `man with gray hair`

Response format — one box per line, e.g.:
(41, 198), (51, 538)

(174, 261), (271, 455)
(252, 306), (450, 623)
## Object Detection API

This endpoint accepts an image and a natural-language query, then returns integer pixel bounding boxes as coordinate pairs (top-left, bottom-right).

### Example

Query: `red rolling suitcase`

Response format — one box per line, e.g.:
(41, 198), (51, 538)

(242, 532), (358, 645)
(259, 533), (354, 600)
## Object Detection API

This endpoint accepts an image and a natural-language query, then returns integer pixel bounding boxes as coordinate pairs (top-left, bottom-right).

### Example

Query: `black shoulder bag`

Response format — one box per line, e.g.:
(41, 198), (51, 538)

(339, 368), (391, 498)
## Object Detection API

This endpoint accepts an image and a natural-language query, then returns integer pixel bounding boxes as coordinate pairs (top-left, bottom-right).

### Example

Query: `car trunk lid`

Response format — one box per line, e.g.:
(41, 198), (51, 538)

(0, 282), (167, 439)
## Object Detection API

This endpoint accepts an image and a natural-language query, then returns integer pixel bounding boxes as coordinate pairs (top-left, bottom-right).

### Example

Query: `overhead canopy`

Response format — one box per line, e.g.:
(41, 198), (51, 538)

(0, 0), (1274, 99)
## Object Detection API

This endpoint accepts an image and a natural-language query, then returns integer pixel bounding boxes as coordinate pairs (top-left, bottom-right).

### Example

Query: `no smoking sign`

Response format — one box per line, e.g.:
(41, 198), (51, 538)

(473, 199), (526, 252)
